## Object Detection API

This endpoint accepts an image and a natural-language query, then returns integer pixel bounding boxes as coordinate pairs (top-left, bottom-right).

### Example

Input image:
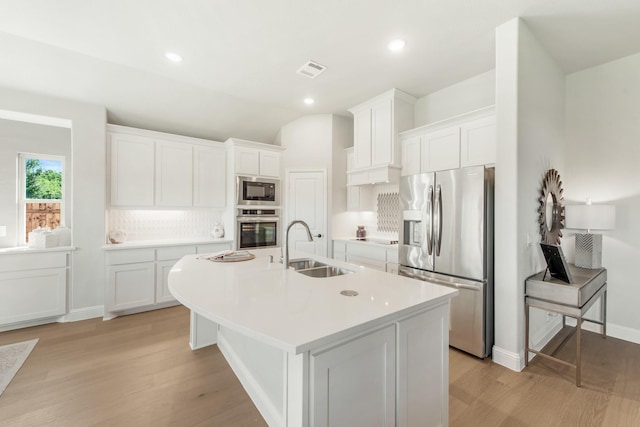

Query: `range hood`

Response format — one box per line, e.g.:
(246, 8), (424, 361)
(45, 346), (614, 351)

(347, 164), (401, 186)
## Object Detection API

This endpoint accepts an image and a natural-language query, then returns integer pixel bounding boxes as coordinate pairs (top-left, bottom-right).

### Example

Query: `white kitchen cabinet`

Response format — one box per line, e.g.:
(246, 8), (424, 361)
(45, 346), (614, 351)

(421, 126), (460, 172)
(333, 240), (346, 262)
(353, 109), (373, 169)
(460, 116), (496, 167)
(235, 146), (281, 178)
(400, 135), (422, 176)
(0, 251), (69, 330)
(397, 305), (449, 426)
(333, 240), (398, 273)
(193, 145), (226, 207)
(104, 242), (231, 318)
(400, 108), (496, 176)
(348, 89), (416, 184)
(156, 260), (179, 304)
(109, 132), (155, 206)
(106, 248), (156, 312)
(347, 186), (373, 212)
(310, 324), (396, 427)
(155, 139), (193, 207)
(371, 98), (394, 166)
(107, 262), (155, 311)
(108, 125), (227, 208)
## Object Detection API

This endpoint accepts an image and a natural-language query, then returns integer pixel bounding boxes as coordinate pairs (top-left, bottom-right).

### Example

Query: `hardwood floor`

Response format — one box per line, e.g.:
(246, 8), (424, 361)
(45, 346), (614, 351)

(1, 306), (639, 426)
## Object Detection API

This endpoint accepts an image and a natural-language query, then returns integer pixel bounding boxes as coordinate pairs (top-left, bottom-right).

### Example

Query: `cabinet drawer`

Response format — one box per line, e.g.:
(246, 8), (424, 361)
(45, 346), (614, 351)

(106, 248), (155, 265)
(156, 245), (196, 261)
(347, 244), (387, 261)
(196, 243), (232, 254)
(0, 251), (68, 272)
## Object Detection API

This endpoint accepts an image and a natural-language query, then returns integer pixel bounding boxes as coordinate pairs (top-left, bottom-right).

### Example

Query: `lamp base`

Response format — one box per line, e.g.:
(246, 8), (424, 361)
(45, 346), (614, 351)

(574, 233), (602, 269)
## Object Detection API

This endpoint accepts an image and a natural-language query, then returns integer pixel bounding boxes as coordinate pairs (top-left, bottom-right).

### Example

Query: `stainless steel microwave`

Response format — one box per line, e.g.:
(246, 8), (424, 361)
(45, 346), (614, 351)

(236, 176), (280, 206)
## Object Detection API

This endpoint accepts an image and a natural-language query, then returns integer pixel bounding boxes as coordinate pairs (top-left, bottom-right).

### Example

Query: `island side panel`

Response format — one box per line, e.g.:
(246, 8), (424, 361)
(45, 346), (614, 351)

(189, 310), (218, 350)
(397, 302), (449, 427)
(217, 325), (286, 427)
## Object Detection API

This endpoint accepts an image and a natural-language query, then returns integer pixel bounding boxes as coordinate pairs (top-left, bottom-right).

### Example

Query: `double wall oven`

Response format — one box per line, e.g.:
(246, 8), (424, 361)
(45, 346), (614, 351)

(236, 209), (280, 249)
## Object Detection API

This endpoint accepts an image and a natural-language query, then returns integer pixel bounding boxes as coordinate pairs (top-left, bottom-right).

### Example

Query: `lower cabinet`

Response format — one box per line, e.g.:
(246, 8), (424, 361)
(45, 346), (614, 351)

(105, 242), (231, 317)
(333, 240), (398, 274)
(107, 262), (155, 311)
(311, 324), (396, 426)
(0, 251), (69, 330)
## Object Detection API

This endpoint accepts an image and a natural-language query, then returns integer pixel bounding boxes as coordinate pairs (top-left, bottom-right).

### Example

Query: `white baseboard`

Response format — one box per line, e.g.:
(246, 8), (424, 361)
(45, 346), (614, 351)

(217, 331), (283, 427)
(565, 318), (640, 345)
(491, 345), (524, 372)
(59, 305), (104, 322)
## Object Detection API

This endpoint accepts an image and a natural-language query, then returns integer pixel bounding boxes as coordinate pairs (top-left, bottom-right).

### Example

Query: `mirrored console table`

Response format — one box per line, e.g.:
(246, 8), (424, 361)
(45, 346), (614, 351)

(525, 264), (607, 386)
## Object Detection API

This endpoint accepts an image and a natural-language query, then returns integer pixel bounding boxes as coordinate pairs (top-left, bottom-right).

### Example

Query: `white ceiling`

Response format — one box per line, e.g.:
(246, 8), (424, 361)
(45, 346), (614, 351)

(1, 0), (640, 143)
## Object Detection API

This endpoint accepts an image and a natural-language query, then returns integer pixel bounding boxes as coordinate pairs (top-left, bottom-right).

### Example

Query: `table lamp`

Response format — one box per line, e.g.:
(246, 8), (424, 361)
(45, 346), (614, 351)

(565, 199), (615, 269)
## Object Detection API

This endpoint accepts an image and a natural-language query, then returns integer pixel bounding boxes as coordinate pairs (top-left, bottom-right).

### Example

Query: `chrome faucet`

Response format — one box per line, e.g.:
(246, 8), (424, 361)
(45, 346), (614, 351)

(283, 220), (314, 269)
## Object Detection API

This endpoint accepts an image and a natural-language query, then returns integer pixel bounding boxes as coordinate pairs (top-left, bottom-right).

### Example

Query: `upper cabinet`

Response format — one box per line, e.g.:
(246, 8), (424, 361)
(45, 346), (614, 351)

(109, 132), (155, 206)
(400, 107), (496, 175)
(193, 145), (226, 207)
(155, 139), (193, 207)
(108, 125), (226, 208)
(348, 89), (417, 185)
(227, 138), (284, 179)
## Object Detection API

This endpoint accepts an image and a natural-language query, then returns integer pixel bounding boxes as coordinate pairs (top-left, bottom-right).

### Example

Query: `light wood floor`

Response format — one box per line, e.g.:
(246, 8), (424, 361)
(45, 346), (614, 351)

(1, 306), (639, 426)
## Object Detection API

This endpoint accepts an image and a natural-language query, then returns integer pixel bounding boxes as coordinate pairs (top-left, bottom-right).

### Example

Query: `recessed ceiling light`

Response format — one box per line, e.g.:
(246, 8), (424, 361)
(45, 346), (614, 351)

(387, 39), (406, 52)
(304, 98), (315, 105)
(165, 52), (183, 63)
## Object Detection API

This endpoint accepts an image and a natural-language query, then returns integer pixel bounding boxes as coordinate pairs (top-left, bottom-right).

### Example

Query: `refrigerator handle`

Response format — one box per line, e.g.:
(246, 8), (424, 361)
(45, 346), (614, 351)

(435, 185), (442, 256)
(426, 185), (434, 255)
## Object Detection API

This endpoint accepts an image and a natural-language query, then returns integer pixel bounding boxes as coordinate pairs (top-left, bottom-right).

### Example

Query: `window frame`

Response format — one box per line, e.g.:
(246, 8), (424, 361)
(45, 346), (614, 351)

(18, 152), (65, 244)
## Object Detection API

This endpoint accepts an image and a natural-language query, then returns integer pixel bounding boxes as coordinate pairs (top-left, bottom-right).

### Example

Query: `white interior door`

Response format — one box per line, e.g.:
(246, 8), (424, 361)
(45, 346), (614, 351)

(285, 170), (327, 257)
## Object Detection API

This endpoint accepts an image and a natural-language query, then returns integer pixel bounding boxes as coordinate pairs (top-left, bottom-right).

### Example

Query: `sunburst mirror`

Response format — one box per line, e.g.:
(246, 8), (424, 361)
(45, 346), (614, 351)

(538, 169), (565, 245)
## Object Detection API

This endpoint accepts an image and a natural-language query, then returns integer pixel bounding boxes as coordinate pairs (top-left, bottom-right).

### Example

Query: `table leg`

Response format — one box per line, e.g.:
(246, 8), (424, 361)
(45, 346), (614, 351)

(576, 317), (582, 387)
(602, 290), (607, 338)
(525, 300), (530, 367)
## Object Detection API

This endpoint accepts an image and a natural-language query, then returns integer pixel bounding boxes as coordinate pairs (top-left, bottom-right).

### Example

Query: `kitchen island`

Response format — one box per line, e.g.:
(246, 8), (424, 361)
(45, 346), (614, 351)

(169, 247), (457, 427)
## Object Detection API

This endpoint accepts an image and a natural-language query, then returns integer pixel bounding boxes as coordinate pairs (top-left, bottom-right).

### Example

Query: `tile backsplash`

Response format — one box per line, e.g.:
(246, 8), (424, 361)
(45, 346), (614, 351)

(377, 192), (400, 233)
(108, 209), (222, 241)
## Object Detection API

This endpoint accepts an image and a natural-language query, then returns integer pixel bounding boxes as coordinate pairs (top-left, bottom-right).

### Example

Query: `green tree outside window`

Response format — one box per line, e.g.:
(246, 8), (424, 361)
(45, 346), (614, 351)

(25, 158), (62, 199)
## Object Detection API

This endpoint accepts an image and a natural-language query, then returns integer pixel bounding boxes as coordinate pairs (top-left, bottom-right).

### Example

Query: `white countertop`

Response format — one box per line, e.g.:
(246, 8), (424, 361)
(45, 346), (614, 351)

(0, 246), (75, 255)
(102, 238), (233, 250)
(169, 248), (457, 354)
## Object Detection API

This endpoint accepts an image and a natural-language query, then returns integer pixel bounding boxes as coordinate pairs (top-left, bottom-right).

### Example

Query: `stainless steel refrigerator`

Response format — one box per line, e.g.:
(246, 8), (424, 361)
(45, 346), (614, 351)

(398, 166), (494, 358)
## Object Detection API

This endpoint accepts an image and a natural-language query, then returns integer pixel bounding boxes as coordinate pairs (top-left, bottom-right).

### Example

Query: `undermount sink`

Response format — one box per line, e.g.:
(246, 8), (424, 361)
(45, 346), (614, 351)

(288, 258), (354, 278)
(297, 265), (354, 278)
(288, 258), (327, 271)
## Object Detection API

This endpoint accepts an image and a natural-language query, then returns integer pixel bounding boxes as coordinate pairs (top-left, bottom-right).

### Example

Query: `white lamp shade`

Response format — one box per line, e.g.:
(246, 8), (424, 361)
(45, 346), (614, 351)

(565, 204), (615, 231)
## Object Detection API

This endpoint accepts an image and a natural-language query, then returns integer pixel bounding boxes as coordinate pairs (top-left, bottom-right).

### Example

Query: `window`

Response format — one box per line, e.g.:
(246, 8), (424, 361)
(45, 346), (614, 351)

(19, 154), (65, 243)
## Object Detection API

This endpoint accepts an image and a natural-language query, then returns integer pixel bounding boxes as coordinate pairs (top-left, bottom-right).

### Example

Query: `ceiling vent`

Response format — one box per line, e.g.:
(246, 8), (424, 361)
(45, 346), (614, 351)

(296, 60), (327, 79)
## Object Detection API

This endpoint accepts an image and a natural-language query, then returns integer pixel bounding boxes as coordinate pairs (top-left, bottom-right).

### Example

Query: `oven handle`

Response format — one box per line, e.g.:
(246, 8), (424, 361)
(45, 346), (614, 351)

(237, 216), (280, 222)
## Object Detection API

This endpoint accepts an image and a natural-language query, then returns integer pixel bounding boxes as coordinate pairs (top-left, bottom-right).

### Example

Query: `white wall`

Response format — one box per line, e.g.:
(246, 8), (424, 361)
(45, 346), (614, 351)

(0, 86), (106, 316)
(564, 52), (640, 343)
(493, 18), (566, 370)
(0, 119), (71, 246)
(414, 69), (495, 127)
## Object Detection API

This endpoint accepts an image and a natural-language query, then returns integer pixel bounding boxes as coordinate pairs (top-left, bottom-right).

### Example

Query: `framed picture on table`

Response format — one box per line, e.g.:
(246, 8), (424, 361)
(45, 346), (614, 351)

(540, 243), (573, 284)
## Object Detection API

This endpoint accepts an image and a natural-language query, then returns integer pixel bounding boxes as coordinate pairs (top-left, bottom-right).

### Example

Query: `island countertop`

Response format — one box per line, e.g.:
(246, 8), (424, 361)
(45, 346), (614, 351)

(169, 247), (457, 354)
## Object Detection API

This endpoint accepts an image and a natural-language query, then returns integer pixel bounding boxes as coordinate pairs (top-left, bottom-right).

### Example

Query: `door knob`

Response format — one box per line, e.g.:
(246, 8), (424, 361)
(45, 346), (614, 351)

(313, 233), (323, 238)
